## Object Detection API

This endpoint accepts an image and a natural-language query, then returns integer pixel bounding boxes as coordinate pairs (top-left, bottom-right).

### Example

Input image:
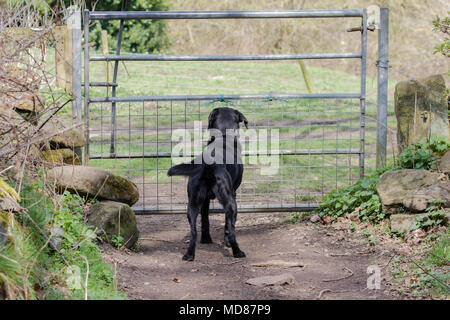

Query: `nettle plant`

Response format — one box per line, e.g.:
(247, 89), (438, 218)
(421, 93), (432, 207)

(399, 137), (449, 170)
(316, 167), (390, 224)
(411, 199), (448, 231)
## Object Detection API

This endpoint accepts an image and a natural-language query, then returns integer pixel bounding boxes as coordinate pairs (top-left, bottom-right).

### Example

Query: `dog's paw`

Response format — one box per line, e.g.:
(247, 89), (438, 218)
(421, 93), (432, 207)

(182, 253), (195, 261)
(200, 235), (213, 244)
(233, 250), (246, 258)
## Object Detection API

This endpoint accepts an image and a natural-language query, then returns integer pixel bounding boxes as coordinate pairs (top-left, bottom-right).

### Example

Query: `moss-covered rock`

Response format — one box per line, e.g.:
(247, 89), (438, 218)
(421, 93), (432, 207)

(46, 165), (139, 206)
(40, 121), (86, 149)
(394, 74), (449, 153)
(87, 201), (139, 249)
(41, 149), (81, 165)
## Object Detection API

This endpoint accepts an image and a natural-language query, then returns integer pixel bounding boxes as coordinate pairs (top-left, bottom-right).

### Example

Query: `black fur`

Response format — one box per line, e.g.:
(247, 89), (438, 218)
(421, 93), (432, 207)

(168, 107), (248, 261)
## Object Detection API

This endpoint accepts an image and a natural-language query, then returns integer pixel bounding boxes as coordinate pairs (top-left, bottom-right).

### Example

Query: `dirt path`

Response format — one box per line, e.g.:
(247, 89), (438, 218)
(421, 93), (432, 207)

(103, 212), (396, 300)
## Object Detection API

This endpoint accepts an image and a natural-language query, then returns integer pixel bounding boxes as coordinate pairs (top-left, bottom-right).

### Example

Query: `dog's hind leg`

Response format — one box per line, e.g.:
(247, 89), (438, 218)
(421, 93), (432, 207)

(183, 204), (200, 261)
(213, 174), (246, 258)
(200, 198), (213, 244)
(223, 219), (231, 247)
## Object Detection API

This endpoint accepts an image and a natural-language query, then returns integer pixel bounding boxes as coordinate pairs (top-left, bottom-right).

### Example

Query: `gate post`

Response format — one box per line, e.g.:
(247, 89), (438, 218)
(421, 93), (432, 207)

(68, 5), (83, 162)
(376, 7), (389, 169)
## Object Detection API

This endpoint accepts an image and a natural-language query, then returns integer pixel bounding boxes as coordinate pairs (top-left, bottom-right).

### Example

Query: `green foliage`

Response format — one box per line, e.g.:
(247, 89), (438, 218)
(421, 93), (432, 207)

(1, 180), (126, 300)
(411, 199), (448, 231)
(315, 167), (390, 224)
(66, 0), (170, 53)
(432, 13), (450, 57)
(410, 230), (450, 297)
(399, 137), (450, 170)
(110, 235), (125, 249)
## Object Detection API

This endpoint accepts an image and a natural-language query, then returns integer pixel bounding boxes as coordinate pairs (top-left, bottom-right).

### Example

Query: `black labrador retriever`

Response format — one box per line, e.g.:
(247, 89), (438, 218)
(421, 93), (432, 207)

(167, 107), (248, 261)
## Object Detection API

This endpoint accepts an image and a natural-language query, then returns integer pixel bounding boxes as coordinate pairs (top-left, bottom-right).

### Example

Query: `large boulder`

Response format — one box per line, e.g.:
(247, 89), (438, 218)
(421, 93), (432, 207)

(46, 166), (139, 206)
(40, 120), (86, 149)
(87, 201), (139, 249)
(394, 74), (449, 153)
(376, 169), (441, 213)
(402, 181), (450, 212)
(440, 150), (450, 173)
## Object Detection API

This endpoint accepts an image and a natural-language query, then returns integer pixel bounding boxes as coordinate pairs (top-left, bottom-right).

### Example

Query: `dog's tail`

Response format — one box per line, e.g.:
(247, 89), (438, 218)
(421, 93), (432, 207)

(167, 163), (201, 177)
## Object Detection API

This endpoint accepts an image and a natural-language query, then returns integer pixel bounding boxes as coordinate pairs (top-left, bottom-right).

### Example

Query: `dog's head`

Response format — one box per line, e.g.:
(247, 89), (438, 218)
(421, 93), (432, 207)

(207, 107), (248, 132)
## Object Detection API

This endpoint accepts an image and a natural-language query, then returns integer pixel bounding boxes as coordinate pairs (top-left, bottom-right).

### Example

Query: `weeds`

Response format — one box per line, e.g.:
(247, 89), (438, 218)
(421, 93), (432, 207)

(410, 199), (448, 232)
(314, 167), (391, 223)
(399, 137), (449, 170)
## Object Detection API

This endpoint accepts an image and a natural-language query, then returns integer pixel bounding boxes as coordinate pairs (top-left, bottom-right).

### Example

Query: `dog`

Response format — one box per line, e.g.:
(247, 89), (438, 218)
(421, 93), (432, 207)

(167, 107), (248, 261)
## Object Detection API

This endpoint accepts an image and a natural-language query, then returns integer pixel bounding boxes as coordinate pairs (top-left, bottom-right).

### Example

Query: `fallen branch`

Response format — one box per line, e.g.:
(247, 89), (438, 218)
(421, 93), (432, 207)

(323, 267), (354, 282)
(317, 289), (332, 299)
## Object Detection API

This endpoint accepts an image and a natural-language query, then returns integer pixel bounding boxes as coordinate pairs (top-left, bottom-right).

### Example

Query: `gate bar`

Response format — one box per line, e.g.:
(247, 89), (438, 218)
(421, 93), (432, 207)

(89, 10), (364, 20)
(359, 10), (368, 178)
(89, 148), (362, 160)
(90, 52), (362, 61)
(133, 203), (319, 215)
(89, 93), (361, 103)
(109, 0), (128, 155)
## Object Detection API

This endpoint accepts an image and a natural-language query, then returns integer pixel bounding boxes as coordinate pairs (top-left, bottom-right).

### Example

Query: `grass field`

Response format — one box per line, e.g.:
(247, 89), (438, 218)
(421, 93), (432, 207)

(70, 50), (398, 211)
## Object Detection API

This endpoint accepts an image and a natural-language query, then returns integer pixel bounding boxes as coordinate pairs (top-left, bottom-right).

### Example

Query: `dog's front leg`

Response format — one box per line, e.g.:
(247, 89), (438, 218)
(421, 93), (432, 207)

(183, 205), (199, 261)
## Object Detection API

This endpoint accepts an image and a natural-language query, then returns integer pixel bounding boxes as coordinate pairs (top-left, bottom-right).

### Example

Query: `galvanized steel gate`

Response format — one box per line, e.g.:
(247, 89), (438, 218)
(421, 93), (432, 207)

(82, 9), (389, 214)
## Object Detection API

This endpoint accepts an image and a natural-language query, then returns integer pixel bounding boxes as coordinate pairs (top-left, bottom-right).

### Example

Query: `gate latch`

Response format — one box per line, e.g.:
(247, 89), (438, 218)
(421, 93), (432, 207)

(346, 5), (380, 32)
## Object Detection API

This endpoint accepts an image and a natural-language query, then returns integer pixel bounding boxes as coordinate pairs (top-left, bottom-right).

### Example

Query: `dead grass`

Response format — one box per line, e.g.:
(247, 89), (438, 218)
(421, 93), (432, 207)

(167, 0), (450, 79)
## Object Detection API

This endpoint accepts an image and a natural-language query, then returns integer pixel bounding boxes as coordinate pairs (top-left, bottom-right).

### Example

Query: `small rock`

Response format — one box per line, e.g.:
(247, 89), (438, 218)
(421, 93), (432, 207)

(246, 273), (295, 287)
(310, 214), (321, 223)
(390, 213), (426, 234)
(87, 200), (139, 249)
(322, 216), (332, 225)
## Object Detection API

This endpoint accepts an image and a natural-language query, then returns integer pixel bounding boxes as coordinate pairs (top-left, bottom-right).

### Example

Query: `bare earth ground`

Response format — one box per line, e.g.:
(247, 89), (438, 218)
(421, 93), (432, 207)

(103, 212), (399, 300)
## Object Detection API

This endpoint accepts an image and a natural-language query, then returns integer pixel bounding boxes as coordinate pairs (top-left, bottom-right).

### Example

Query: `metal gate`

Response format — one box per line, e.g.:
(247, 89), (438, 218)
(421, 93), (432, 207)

(82, 9), (389, 214)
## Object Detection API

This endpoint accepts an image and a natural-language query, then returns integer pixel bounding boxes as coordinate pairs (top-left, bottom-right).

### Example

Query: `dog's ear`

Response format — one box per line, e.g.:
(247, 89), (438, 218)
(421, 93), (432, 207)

(208, 108), (219, 129)
(234, 109), (248, 129)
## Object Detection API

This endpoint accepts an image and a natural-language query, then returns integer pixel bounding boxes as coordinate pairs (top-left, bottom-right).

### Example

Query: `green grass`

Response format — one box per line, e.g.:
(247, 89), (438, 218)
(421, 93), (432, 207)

(45, 48), (398, 207)
(0, 176), (126, 300)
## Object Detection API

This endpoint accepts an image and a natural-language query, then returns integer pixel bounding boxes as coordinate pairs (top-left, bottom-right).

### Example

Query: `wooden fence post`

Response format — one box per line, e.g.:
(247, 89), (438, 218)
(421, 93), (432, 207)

(67, 5), (83, 162)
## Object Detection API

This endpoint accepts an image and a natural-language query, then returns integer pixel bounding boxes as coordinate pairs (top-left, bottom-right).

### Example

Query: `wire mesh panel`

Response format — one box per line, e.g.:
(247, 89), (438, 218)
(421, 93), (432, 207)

(83, 9), (369, 214)
(87, 97), (361, 213)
